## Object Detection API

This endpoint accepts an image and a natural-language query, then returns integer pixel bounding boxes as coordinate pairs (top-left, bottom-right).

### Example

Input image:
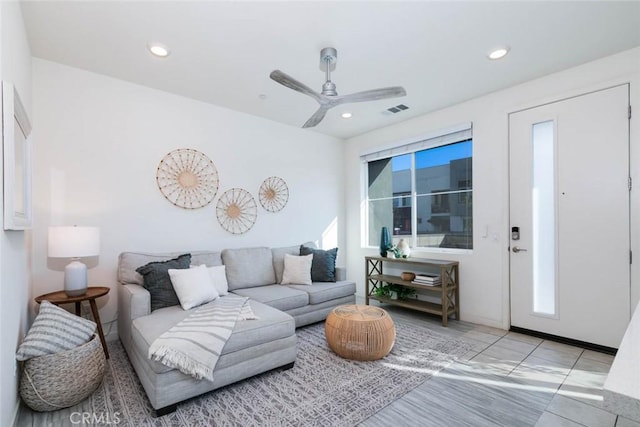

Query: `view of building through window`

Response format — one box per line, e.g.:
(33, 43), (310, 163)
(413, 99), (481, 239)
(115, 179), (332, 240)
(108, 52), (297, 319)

(367, 140), (472, 250)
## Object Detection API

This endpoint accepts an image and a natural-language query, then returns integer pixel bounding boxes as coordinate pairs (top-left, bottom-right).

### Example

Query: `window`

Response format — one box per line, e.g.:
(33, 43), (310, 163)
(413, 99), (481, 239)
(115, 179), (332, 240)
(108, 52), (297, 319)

(364, 125), (472, 250)
(531, 120), (556, 316)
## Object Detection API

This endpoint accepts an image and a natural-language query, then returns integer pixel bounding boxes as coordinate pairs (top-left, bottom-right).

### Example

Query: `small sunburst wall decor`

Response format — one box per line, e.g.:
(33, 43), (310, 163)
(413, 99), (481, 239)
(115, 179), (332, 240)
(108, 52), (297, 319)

(259, 176), (289, 212)
(216, 188), (257, 234)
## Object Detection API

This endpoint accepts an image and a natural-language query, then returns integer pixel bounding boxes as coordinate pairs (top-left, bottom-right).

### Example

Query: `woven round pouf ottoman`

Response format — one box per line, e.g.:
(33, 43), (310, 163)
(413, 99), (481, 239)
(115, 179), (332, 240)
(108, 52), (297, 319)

(325, 304), (395, 361)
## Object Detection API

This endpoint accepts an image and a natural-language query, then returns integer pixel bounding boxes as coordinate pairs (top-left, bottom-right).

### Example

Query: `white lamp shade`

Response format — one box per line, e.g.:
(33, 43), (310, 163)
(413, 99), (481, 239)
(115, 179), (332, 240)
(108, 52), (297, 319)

(48, 226), (100, 258)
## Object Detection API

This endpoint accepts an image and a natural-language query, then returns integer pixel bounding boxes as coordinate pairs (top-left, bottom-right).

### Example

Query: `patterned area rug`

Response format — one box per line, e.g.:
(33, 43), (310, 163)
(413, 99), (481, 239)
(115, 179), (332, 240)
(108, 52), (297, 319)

(29, 321), (471, 426)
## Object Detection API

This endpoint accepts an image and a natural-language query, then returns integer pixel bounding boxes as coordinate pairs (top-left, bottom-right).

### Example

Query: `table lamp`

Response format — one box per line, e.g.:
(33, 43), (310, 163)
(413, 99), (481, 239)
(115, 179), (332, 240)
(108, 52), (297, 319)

(48, 226), (100, 297)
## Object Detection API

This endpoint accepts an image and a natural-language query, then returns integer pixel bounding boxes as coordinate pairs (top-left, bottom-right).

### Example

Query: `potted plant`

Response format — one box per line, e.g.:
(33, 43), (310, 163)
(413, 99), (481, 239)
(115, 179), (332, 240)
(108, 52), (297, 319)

(373, 284), (416, 300)
(390, 284), (416, 300)
(386, 244), (402, 259)
(373, 284), (393, 298)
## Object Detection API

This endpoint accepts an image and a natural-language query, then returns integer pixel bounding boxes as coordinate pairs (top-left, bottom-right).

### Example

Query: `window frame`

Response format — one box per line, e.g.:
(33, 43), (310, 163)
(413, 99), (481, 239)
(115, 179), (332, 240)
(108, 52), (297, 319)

(362, 125), (473, 254)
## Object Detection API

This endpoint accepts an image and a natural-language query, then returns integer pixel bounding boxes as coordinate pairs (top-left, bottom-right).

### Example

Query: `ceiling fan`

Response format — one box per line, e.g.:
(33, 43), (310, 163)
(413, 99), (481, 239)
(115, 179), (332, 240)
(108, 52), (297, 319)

(270, 47), (407, 128)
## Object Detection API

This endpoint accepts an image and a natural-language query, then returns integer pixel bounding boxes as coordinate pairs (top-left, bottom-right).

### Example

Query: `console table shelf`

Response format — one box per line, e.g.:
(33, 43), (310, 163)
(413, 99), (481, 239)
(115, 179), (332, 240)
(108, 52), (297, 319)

(365, 256), (460, 326)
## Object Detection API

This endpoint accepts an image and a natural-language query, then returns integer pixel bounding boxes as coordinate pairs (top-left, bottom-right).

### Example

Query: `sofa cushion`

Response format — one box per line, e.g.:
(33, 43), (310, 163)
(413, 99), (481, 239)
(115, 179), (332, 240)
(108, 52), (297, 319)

(300, 245), (338, 282)
(231, 285), (309, 311)
(119, 251), (222, 286)
(286, 280), (357, 305)
(222, 247), (276, 290)
(131, 297), (295, 375)
(272, 241), (317, 284)
(136, 254), (191, 311)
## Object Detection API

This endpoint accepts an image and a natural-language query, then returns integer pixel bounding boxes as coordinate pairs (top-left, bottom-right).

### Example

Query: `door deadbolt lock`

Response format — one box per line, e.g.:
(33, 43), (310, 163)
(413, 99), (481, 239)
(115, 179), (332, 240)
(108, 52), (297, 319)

(511, 226), (520, 240)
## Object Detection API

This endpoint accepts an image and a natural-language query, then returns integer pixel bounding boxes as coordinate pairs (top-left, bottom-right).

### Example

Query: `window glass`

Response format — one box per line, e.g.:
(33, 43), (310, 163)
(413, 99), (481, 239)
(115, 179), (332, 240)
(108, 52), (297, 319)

(532, 121), (556, 315)
(368, 154), (412, 242)
(367, 140), (472, 250)
(367, 154), (411, 199)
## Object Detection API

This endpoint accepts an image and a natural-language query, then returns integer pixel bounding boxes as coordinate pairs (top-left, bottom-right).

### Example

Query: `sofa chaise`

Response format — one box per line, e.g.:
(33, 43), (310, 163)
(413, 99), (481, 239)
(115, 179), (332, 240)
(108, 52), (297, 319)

(117, 243), (356, 414)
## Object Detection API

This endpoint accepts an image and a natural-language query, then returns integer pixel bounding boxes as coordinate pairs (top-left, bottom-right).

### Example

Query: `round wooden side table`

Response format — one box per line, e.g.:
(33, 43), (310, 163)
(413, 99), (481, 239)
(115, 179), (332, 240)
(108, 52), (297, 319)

(34, 286), (110, 359)
(325, 304), (396, 361)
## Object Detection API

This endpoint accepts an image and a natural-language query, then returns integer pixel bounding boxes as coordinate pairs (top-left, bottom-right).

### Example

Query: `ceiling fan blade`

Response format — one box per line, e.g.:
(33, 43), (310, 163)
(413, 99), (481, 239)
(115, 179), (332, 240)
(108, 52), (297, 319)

(270, 70), (322, 103)
(302, 105), (331, 128)
(337, 86), (407, 104)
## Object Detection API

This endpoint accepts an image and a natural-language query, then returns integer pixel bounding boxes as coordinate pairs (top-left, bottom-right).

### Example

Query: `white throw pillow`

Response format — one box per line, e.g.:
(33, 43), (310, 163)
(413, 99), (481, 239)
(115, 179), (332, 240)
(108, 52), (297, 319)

(207, 265), (229, 296)
(191, 264), (229, 296)
(281, 253), (313, 285)
(169, 265), (219, 310)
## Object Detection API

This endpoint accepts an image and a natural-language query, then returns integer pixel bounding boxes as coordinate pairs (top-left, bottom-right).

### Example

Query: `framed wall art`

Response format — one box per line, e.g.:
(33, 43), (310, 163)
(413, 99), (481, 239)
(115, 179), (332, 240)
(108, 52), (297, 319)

(3, 81), (33, 230)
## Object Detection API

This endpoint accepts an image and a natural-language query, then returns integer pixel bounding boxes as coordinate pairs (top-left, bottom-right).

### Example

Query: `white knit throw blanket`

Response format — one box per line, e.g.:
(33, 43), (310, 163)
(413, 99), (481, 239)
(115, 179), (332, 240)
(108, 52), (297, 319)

(148, 295), (257, 381)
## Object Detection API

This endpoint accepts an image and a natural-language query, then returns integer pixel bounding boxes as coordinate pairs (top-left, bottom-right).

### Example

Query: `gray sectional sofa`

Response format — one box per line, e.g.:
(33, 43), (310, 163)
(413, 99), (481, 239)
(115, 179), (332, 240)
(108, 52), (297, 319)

(117, 243), (356, 414)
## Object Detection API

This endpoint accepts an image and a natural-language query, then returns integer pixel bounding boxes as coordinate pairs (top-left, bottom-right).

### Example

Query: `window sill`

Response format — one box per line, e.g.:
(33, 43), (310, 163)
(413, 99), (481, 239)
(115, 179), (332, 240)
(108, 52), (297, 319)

(363, 246), (472, 256)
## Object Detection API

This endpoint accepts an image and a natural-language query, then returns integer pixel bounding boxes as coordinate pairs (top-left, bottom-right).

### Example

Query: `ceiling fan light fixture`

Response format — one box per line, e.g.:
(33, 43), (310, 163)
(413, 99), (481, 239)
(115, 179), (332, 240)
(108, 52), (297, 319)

(269, 47), (406, 128)
(148, 43), (170, 58)
(341, 112), (352, 119)
(488, 46), (510, 60)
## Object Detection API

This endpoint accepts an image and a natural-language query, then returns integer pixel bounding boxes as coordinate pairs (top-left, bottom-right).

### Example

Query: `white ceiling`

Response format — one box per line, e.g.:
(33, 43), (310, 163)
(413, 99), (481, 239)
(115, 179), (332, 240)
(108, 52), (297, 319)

(21, 1), (640, 139)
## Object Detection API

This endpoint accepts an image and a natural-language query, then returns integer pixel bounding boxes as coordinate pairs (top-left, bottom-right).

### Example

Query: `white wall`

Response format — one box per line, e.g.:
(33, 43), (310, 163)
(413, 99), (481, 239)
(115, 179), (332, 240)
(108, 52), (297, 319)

(0, 2), (32, 426)
(345, 47), (640, 329)
(30, 58), (345, 343)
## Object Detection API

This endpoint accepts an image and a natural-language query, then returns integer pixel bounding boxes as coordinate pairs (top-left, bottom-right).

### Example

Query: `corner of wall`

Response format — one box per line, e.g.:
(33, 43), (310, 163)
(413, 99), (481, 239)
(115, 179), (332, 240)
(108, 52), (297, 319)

(0, 2), (33, 426)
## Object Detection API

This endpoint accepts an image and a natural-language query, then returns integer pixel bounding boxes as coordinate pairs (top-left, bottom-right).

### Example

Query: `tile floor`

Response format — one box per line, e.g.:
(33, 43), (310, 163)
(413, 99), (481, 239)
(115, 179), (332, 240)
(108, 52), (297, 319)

(363, 302), (638, 427)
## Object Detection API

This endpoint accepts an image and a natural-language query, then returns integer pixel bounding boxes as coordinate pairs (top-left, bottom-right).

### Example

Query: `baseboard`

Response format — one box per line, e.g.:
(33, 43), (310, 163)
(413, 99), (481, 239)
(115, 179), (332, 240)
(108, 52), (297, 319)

(509, 326), (617, 355)
(11, 398), (20, 427)
(458, 313), (505, 330)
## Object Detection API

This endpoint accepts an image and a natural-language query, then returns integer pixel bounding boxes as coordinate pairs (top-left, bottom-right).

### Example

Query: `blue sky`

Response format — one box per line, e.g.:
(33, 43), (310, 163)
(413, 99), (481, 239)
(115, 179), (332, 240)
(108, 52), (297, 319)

(392, 140), (472, 171)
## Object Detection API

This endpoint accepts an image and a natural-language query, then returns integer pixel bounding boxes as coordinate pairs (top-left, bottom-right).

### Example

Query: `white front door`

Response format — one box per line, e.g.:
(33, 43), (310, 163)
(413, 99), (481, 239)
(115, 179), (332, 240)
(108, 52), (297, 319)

(509, 84), (630, 349)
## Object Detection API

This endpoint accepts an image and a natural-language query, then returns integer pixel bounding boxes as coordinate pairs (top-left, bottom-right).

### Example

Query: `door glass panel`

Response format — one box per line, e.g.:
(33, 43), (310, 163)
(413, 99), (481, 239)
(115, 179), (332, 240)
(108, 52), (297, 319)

(532, 120), (556, 316)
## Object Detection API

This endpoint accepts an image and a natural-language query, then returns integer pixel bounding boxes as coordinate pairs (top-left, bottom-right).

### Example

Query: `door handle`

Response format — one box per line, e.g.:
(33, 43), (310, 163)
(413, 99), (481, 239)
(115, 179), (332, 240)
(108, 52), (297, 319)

(512, 246), (528, 253)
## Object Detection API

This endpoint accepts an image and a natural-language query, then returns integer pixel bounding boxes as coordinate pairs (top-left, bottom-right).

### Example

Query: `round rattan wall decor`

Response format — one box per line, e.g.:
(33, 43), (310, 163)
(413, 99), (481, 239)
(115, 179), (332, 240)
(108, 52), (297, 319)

(156, 149), (219, 209)
(259, 176), (289, 212)
(216, 188), (257, 234)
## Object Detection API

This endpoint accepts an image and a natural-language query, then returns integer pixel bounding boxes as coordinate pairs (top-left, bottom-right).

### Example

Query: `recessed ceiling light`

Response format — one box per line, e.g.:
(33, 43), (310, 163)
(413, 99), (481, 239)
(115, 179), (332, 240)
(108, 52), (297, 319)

(341, 112), (352, 119)
(148, 43), (170, 58)
(488, 47), (510, 60)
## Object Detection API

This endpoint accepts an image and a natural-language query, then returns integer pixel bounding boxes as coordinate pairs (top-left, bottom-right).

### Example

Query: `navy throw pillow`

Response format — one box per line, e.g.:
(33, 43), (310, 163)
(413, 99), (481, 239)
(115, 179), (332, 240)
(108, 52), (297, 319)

(136, 254), (191, 311)
(299, 246), (338, 282)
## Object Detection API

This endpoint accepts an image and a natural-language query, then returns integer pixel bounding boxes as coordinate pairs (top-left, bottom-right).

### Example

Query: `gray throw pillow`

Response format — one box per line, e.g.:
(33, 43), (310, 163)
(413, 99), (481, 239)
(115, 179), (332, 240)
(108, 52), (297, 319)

(16, 301), (97, 361)
(136, 253), (191, 311)
(300, 246), (338, 282)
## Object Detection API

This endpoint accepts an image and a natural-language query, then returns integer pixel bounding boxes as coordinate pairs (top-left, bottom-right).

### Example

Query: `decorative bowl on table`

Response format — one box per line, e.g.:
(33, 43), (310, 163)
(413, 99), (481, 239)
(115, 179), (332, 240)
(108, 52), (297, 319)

(400, 272), (416, 281)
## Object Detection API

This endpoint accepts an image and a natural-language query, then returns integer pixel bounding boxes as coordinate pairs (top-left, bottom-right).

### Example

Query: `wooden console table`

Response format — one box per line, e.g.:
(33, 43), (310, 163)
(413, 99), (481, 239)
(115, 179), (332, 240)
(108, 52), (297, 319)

(365, 256), (459, 326)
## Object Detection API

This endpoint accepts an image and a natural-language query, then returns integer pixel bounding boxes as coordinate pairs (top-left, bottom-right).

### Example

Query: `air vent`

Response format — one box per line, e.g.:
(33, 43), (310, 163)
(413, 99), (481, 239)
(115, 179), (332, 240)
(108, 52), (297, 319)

(386, 104), (409, 114)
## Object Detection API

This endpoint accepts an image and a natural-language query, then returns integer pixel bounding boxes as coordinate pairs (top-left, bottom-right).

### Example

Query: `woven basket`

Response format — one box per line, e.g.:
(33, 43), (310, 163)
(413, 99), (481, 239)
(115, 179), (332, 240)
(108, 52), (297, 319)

(19, 335), (106, 412)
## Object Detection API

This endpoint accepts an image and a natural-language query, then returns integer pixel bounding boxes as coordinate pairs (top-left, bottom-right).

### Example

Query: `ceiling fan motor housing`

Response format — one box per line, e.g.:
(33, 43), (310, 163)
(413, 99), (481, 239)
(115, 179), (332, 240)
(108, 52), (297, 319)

(322, 81), (338, 96)
(320, 47), (338, 96)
